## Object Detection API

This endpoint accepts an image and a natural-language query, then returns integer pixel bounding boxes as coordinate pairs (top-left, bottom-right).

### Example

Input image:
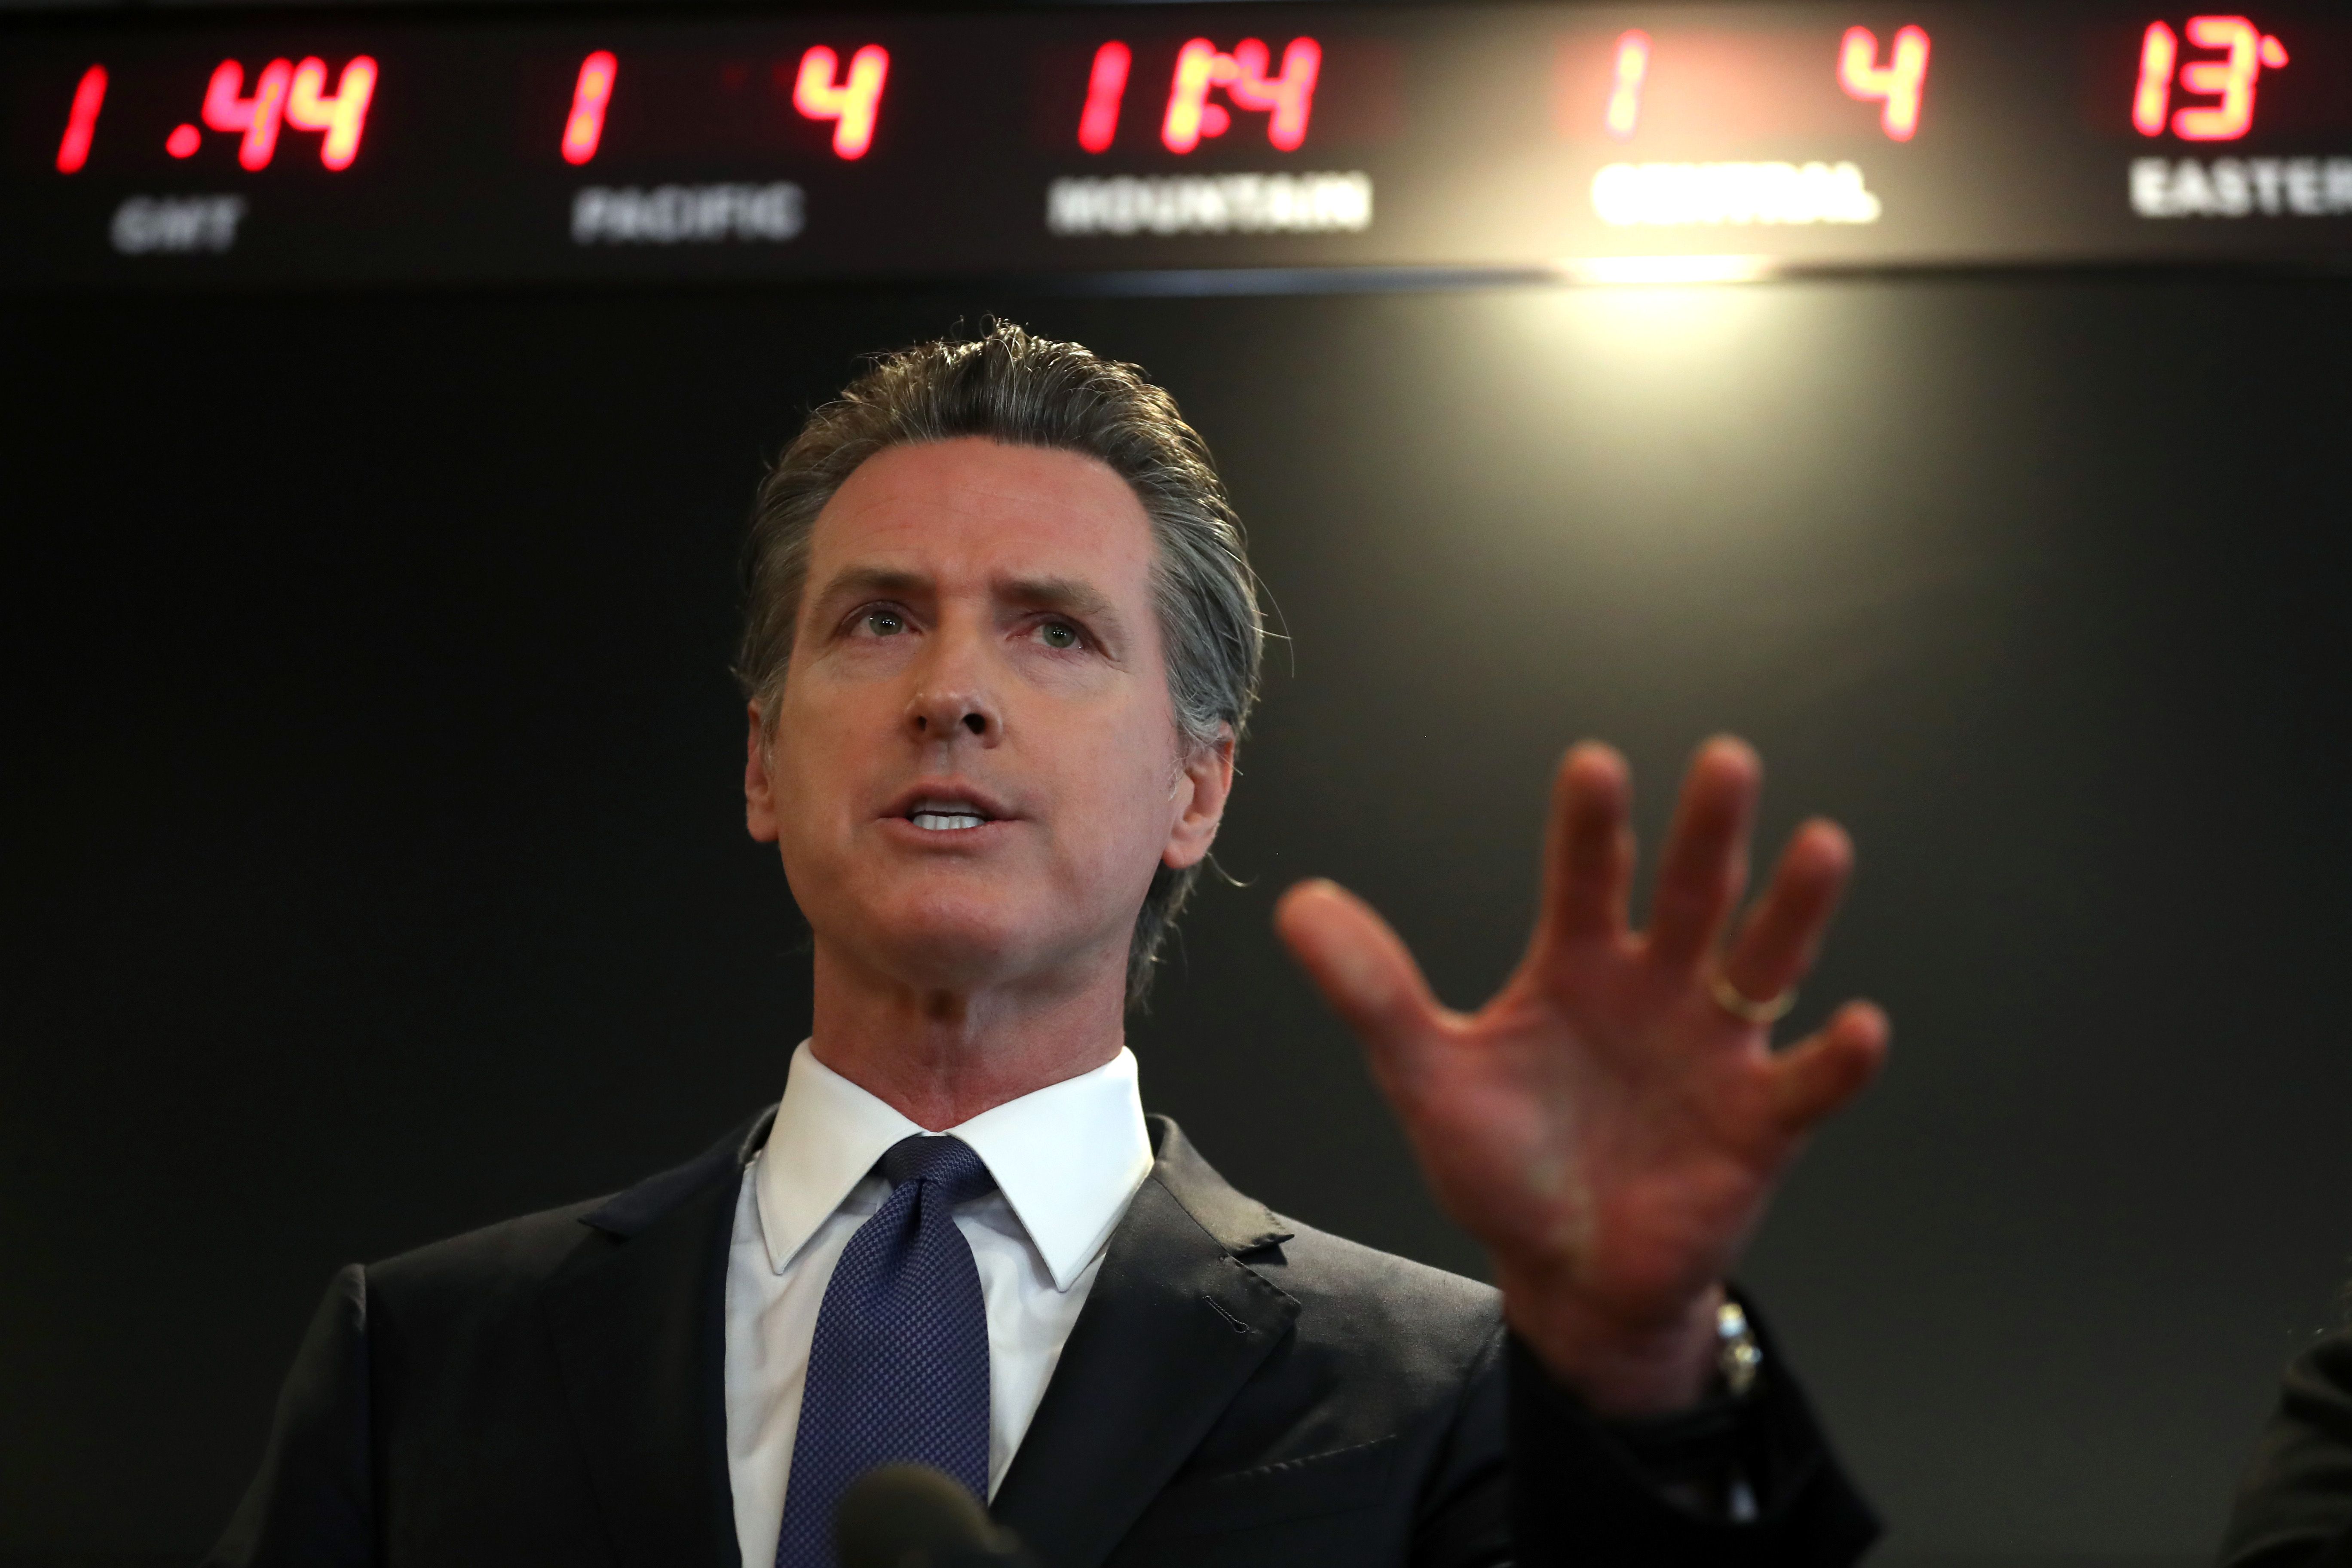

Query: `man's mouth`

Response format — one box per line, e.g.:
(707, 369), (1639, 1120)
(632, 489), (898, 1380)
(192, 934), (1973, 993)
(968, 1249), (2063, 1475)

(905, 798), (994, 833)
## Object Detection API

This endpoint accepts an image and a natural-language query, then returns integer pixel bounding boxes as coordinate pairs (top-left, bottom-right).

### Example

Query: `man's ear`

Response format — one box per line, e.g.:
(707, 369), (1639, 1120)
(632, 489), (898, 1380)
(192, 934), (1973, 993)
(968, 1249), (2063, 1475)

(745, 702), (782, 845)
(1164, 726), (1236, 870)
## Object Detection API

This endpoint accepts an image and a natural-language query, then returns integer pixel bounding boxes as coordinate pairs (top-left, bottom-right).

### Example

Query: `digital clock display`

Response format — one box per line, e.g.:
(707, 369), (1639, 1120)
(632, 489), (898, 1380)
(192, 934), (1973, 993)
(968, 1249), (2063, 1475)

(4, 4), (2350, 289)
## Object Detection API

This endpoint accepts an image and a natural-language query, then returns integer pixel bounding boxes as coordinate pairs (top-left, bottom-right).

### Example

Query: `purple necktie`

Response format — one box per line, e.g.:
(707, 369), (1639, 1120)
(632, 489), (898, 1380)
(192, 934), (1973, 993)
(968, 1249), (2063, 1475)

(774, 1134), (996, 1568)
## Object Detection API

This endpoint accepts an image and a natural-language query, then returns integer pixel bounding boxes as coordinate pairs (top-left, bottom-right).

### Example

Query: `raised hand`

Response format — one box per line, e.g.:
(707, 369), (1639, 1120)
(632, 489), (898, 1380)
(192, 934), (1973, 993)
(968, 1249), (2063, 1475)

(1274, 737), (1888, 1415)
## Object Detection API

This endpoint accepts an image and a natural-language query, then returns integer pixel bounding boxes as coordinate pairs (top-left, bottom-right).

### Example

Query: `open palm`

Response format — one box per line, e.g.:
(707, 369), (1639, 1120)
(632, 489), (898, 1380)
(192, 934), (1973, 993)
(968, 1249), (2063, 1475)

(1275, 738), (1888, 1414)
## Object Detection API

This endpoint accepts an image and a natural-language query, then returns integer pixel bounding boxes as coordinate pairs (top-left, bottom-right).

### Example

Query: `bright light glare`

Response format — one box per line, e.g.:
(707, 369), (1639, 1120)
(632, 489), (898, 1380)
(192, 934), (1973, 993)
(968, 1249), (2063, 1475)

(1461, 285), (1797, 483)
(1591, 161), (1881, 226)
(1558, 254), (1775, 286)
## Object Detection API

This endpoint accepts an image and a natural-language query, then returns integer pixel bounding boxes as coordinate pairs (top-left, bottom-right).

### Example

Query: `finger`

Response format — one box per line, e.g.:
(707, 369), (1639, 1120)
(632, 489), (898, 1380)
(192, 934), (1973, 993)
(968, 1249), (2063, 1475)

(1537, 742), (1635, 949)
(1770, 1000), (1890, 1133)
(1644, 736), (1761, 974)
(1722, 818), (1854, 1005)
(1274, 879), (1447, 1082)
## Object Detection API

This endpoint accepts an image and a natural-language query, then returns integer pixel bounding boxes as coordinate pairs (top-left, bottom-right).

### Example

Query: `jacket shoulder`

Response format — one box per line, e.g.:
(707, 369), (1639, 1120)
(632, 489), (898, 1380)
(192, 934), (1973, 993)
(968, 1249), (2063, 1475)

(365, 1104), (773, 1317)
(1269, 1217), (1498, 1314)
(1145, 1117), (1501, 1374)
(366, 1195), (615, 1303)
(1258, 1218), (1502, 1365)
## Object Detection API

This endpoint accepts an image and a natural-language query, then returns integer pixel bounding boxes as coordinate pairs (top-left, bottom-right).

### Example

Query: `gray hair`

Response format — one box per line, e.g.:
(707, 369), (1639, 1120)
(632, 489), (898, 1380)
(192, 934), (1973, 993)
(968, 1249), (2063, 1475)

(735, 322), (1264, 1006)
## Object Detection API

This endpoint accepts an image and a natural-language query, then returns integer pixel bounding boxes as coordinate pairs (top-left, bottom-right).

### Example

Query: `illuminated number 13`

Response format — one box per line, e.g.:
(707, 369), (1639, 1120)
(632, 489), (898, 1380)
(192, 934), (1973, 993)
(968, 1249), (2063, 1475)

(2134, 16), (2288, 141)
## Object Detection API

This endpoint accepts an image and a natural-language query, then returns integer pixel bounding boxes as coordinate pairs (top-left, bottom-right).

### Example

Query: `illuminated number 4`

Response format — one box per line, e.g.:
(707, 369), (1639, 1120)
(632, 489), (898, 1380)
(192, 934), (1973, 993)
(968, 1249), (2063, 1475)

(288, 58), (377, 170)
(1838, 25), (1930, 141)
(794, 45), (889, 160)
(203, 60), (292, 170)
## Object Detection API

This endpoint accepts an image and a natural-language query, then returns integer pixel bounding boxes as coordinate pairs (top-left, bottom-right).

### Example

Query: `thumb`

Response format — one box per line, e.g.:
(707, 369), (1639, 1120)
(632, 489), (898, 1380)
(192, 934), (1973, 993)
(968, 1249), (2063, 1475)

(1274, 879), (1446, 1078)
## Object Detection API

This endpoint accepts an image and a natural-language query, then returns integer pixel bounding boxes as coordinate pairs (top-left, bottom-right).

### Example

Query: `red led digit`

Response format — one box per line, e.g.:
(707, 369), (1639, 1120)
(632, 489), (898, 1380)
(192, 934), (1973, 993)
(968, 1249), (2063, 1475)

(1223, 37), (1320, 150)
(793, 44), (888, 159)
(2172, 15), (2285, 140)
(562, 51), (616, 165)
(203, 58), (294, 171)
(1162, 40), (1223, 153)
(1837, 24), (1931, 141)
(285, 56), (376, 170)
(1161, 37), (1322, 154)
(1604, 31), (1649, 142)
(2128, 17), (2286, 140)
(1077, 41), (1130, 153)
(55, 64), (106, 173)
(2133, 21), (2179, 134)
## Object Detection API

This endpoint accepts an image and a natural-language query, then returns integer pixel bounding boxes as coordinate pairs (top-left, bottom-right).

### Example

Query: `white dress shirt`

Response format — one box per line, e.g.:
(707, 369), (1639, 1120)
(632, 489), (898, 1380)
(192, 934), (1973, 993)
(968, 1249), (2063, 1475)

(723, 1041), (1154, 1568)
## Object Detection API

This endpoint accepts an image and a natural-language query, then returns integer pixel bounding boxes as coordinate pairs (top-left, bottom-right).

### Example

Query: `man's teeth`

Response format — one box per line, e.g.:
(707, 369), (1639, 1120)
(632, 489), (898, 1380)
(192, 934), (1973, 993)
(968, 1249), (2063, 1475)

(911, 807), (987, 831)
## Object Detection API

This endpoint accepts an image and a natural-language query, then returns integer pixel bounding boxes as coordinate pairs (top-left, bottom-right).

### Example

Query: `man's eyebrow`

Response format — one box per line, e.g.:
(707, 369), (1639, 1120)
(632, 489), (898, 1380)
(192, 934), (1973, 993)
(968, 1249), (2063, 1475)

(1001, 576), (1118, 621)
(810, 566), (928, 605)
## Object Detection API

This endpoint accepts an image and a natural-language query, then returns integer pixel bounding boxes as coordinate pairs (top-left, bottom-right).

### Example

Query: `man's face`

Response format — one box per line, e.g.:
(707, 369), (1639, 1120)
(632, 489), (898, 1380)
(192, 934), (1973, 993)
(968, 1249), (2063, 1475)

(745, 438), (1232, 998)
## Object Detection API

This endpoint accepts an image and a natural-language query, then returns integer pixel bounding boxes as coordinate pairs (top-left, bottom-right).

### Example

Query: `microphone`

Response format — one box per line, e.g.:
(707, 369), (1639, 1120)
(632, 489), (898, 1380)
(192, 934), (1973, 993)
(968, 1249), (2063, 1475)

(834, 1463), (1038, 1568)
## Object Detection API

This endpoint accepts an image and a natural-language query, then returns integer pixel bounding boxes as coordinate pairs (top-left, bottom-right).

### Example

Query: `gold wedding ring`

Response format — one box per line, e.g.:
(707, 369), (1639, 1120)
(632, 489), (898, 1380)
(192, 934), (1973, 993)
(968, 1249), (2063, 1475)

(1708, 972), (1797, 1026)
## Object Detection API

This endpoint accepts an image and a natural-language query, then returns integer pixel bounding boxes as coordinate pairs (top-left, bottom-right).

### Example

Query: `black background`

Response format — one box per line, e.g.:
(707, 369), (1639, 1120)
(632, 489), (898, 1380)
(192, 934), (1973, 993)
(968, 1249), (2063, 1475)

(6, 271), (2352, 1565)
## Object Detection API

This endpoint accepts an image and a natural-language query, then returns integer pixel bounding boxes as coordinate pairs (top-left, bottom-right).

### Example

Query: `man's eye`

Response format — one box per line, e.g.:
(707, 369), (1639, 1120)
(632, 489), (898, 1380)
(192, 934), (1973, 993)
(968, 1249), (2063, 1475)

(862, 609), (907, 637)
(1039, 621), (1079, 650)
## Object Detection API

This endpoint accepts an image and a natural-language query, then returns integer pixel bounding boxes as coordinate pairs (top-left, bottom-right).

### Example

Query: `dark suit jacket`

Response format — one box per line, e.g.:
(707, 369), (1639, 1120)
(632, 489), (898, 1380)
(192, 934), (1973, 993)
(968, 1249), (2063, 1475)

(208, 1110), (1878, 1568)
(2222, 1321), (2352, 1568)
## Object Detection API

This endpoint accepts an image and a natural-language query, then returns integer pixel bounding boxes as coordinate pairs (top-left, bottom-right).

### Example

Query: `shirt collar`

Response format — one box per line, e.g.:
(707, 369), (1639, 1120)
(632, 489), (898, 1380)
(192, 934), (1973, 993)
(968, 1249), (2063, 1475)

(754, 1039), (1153, 1293)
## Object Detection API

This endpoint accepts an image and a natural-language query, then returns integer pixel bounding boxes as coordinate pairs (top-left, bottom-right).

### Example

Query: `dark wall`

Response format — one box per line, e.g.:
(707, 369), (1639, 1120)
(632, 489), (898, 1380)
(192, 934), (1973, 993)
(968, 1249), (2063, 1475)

(5, 275), (2351, 1563)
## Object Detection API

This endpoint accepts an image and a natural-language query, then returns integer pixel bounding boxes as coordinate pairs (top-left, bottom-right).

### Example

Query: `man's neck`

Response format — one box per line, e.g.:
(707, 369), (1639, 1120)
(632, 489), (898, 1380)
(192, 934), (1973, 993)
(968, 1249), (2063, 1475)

(804, 941), (1128, 1129)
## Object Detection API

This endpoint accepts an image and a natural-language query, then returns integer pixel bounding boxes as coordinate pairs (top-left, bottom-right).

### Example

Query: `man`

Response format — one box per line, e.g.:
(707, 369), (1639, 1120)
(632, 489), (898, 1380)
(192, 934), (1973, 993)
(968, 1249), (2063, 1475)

(2220, 1304), (2352, 1565)
(211, 323), (1890, 1567)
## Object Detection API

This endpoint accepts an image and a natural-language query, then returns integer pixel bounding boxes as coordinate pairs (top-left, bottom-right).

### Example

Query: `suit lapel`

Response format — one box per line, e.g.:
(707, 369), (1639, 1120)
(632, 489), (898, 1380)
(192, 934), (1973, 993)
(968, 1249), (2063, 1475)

(992, 1119), (1299, 1568)
(543, 1113), (772, 1568)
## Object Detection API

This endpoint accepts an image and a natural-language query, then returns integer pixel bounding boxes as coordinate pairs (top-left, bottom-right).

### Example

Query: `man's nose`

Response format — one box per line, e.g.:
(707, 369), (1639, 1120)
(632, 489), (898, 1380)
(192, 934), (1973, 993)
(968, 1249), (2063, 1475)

(904, 636), (1002, 745)
(906, 690), (998, 742)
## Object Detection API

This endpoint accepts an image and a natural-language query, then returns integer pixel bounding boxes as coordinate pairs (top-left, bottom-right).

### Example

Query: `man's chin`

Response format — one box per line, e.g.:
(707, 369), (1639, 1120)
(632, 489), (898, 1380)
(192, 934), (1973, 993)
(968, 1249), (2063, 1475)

(832, 896), (1104, 995)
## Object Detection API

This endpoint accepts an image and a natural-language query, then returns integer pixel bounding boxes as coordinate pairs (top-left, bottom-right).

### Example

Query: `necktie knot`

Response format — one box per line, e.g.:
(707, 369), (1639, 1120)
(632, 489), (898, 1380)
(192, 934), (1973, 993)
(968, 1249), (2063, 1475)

(880, 1134), (995, 1207)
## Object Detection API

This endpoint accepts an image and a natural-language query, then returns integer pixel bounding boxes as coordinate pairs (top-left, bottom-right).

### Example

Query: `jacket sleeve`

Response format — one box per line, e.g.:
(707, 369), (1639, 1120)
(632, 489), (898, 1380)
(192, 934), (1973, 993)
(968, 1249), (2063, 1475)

(1413, 1290), (1879, 1568)
(2221, 1323), (2352, 1568)
(1506, 1332), (1880, 1567)
(205, 1264), (378, 1568)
